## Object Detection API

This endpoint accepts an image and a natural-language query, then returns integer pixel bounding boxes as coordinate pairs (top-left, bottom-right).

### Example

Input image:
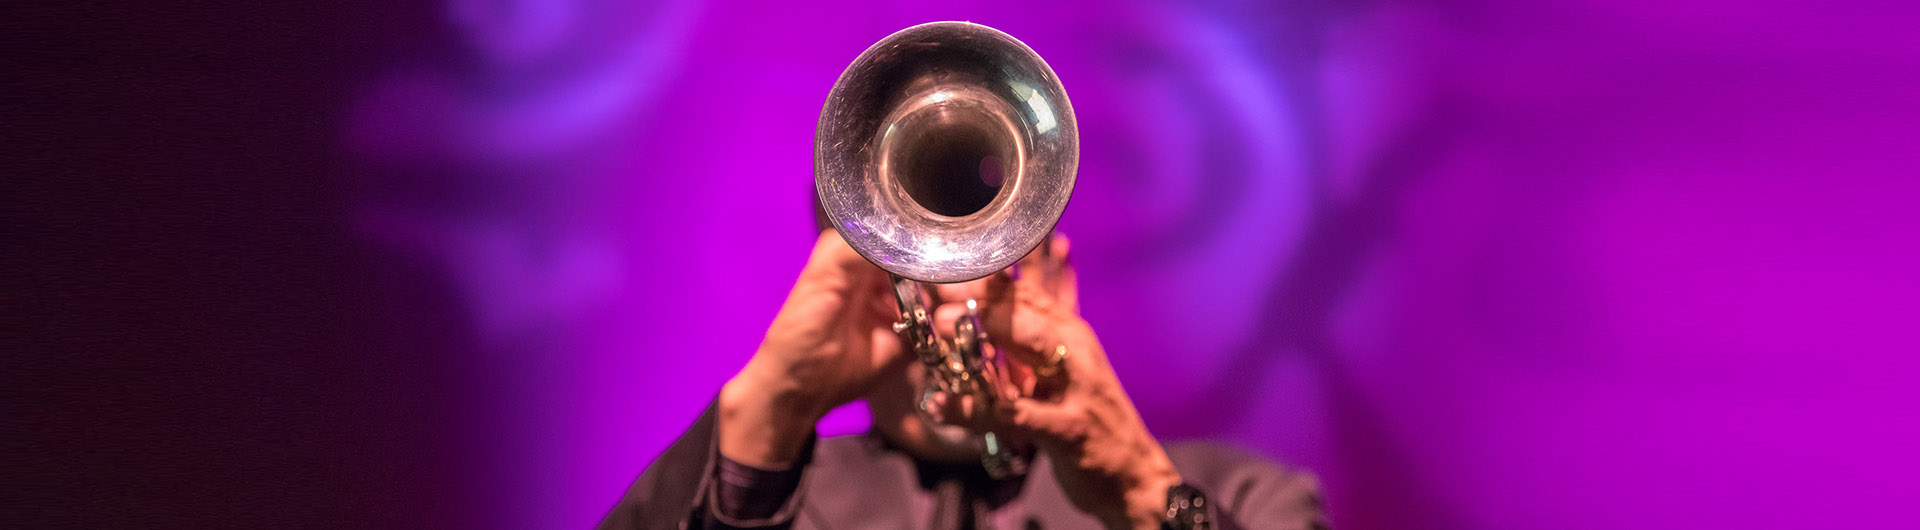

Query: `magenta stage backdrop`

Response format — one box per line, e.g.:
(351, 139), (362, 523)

(337, 1), (1919, 529)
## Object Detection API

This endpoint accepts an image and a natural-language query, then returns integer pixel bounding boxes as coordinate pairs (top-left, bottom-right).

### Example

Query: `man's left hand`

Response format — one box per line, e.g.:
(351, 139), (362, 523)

(928, 236), (1183, 530)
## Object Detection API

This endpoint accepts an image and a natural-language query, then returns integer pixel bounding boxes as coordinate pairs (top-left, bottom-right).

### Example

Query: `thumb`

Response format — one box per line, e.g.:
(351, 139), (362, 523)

(809, 230), (880, 275)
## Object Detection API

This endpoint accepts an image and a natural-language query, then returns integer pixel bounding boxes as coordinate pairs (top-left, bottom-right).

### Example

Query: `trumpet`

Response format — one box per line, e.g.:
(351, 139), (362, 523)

(814, 22), (1078, 477)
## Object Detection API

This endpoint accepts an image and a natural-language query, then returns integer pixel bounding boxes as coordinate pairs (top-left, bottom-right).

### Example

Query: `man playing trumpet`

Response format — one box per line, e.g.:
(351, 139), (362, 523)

(597, 232), (1328, 530)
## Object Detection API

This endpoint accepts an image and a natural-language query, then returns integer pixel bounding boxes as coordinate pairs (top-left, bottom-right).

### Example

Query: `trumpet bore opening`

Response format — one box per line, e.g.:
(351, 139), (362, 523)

(881, 95), (1021, 218)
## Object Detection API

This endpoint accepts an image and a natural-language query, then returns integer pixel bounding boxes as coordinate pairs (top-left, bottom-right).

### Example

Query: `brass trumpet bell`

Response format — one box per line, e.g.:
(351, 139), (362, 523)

(815, 21), (1078, 284)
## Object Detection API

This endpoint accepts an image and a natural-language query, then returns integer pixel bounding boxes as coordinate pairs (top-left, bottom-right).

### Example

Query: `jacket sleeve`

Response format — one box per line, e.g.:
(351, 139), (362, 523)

(1166, 443), (1331, 530)
(596, 400), (814, 530)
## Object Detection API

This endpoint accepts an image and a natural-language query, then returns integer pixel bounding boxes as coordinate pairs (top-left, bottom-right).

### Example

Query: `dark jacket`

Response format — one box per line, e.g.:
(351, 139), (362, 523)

(598, 404), (1329, 530)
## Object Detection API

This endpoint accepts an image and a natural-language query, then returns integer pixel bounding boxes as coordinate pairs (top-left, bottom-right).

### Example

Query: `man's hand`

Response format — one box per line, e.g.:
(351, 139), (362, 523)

(931, 236), (1184, 530)
(718, 231), (907, 469)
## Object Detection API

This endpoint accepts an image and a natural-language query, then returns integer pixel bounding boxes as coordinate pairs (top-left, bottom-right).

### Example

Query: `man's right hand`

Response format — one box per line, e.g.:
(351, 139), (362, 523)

(718, 231), (908, 469)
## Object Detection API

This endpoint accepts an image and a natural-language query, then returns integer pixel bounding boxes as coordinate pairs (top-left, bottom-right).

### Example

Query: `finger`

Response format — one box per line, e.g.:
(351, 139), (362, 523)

(810, 230), (862, 267)
(963, 237), (1047, 320)
(930, 279), (990, 307)
(867, 282), (901, 324)
(980, 268), (1017, 342)
(868, 324), (912, 373)
(1004, 318), (1111, 392)
(1012, 234), (1077, 314)
(1002, 398), (1090, 445)
(979, 236), (1073, 329)
(988, 291), (1102, 373)
(833, 267), (898, 331)
(1014, 233), (1055, 291)
(925, 392), (1000, 432)
(1014, 233), (1072, 292)
(924, 392), (951, 425)
(808, 230), (887, 284)
(980, 298), (1062, 368)
(930, 301), (1022, 401)
(812, 230), (901, 325)
(992, 343), (1040, 399)
(1046, 235), (1078, 314)
(930, 302), (967, 343)
(976, 268), (1034, 356)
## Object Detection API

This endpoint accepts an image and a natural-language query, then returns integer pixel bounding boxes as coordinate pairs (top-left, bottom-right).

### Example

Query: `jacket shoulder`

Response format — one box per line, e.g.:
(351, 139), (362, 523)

(1162, 442), (1330, 530)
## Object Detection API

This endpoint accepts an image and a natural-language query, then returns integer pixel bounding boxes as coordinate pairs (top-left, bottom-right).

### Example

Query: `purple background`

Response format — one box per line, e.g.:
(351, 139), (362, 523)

(17, 1), (1918, 529)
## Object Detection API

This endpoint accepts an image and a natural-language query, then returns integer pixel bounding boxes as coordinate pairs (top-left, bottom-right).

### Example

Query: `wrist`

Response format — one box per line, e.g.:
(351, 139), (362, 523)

(717, 360), (821, 469)
(1119, 456), (1184, 530)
